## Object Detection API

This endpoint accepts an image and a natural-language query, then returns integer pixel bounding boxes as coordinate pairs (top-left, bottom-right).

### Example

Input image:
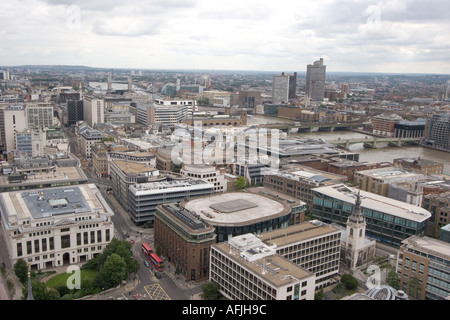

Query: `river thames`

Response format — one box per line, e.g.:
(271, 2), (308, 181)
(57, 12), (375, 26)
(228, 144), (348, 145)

(246, 114), (450, 175)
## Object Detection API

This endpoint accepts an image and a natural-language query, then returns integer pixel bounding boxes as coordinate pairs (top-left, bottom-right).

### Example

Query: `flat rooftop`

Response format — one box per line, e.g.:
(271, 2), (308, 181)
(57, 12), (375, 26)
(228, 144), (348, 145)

(355, 166), (421, 179)
(1, 184), (107, 220)
(182, 192), (290, 226)
(112, 159), (157, 174)
(403, 236), (450, 260)
(313, 184), (431, 223)
(259, 220), (341, 248)
(213, 234), (313, 287)
(0, 166), (87, 186)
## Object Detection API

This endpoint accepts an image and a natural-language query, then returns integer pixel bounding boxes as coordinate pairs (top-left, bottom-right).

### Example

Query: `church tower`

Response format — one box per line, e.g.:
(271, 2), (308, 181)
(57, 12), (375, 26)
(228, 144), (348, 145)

(345, 190), (367, 270)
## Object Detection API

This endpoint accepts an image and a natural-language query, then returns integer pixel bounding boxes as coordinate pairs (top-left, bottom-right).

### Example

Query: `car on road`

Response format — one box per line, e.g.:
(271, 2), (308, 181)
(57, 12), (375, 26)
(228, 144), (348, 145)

(144, 260), (150, 267)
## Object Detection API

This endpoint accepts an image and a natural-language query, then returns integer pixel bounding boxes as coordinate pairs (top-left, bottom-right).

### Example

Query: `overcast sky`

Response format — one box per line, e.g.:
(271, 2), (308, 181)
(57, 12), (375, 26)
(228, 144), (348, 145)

(1, 0), (449, 74)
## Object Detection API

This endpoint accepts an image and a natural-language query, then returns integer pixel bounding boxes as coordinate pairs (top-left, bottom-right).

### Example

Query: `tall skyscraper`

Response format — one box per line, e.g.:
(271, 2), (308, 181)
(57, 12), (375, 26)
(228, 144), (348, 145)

(306, 58), (326, 101)
(272, 75), (289, 104)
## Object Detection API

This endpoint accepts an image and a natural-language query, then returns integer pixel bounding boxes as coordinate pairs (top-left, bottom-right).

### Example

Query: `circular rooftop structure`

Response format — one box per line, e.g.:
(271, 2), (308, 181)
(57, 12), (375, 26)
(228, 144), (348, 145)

(182, 192), (292, 242)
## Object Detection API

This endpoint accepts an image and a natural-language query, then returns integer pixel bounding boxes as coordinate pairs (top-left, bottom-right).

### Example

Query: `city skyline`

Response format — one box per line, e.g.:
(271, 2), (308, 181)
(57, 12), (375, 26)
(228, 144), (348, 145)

(0, 0), (450, 74)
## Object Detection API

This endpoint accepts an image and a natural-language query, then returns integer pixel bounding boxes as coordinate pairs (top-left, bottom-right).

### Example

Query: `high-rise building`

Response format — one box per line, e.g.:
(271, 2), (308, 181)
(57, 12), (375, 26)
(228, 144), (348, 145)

(67, 100), (84, 126)
(83, 95), (104, 127)
(423, 113), (450, 152)
(306, 58), (326, 101)
(272, 75), (290, 105)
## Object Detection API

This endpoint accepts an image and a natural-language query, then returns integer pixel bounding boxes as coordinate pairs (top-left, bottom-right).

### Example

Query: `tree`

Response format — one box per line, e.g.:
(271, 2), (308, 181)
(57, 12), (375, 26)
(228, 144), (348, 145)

(314, 289), (326, 300)
(386, 269), (400, 289)
(14, 259), (29, 284)
(201, 281), (220, 300)
(340, 274), (358, 290)
(235, 176), (246, 190)
(23, 279), (60, 300)
(95, 253), (127, 290)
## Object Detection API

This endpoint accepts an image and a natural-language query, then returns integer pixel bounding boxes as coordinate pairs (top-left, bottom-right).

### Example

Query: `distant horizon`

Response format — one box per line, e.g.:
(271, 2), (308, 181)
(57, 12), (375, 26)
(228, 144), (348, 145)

(2, 64), (450, 77)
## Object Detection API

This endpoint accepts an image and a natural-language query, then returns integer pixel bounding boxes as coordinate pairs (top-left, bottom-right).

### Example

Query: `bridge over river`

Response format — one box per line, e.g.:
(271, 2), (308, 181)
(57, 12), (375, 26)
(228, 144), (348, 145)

(326, 136), (422, 150)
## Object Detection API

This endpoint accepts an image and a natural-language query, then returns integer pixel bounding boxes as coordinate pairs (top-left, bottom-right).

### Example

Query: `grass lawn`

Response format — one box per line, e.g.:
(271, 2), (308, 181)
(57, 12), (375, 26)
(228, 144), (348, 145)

(45, 269), (98, 289)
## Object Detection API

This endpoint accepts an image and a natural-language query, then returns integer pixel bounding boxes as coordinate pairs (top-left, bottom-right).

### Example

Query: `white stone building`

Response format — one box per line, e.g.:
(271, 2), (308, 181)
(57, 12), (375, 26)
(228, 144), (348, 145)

(0, 184), (115, 270)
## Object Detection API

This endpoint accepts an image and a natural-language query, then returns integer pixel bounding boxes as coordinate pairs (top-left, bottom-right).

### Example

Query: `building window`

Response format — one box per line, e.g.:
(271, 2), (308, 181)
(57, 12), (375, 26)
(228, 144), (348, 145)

(61, 235), (71, 249)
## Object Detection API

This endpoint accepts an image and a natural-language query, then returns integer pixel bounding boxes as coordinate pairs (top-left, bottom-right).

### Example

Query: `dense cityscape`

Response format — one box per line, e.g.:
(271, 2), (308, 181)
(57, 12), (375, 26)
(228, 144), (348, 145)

(0, 59), (449, 307)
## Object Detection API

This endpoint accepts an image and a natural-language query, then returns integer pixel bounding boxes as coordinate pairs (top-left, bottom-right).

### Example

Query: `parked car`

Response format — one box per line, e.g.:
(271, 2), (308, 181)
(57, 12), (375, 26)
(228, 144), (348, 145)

(144, 260), (150, 267)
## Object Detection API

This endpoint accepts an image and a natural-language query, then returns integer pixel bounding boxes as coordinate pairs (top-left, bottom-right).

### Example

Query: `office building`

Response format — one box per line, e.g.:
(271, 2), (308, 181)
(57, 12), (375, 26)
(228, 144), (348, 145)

(259, 220), (341, 289)
(26, 102), (54, 129)
(394, 118), (426, 139)
(210, 233), (316, 300)
(0, 184), (115, 270)
(354, 166), (423, 197)
(423, 113), (450, 152)
(182, 189), (304, 243)
(312, 184), (432, 246)
(180, 164), (227, 193)
(128, 178), (214, 225)
(272, 75), (290, 105)
(397, 235), (450, 300)
(67, 100), (84, 126)
(422, 191), (450, 238)
(154, 203), (216, 282)
(306, 58), (326, 101)
(83, 95), (104, 127)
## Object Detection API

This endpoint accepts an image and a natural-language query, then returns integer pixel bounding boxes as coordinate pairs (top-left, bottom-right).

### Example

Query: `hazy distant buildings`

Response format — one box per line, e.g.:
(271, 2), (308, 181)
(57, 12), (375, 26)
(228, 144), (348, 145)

(306, 58), (326, 101)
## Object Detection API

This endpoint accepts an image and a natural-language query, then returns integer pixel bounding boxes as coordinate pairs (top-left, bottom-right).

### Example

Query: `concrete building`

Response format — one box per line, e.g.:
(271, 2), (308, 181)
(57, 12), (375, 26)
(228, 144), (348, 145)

(0, 184), (115, 270)
(354, 166), (423, 197)
(312, 184), (431, 247)
(181, 190), (304, 243)
(272, 75), (290, 105)
(180, 164), (227, 193)
(422, 191), (450, 238)
(423, 113), (450, 152)
(394, 118), (426, 139)
(82, 95), (104, 127)
(210, 233), (316, 300)
(397, 235), (450, 300)
(154, 203), (216, 282)
(109, 159), (161, 212)
(306, 58), (326, 101)
(230, 90), (262, 110)
(78, 127), (105, 159)
(0, 165), (87, 193)
(263, 165), (346, 211)
(128, 178), (214, 225)
(259, 220), (341, 289)
(137, 103), (188, 128)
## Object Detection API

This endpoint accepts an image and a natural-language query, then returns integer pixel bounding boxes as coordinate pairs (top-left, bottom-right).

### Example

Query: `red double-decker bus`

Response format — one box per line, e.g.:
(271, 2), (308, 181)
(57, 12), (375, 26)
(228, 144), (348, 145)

(141, 243), (153, 256)
(149, 253), (164, 272)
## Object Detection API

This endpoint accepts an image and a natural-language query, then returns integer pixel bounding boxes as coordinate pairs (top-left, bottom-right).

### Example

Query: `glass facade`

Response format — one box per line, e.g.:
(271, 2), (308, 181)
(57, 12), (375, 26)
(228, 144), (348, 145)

(312, 194), (427, 247)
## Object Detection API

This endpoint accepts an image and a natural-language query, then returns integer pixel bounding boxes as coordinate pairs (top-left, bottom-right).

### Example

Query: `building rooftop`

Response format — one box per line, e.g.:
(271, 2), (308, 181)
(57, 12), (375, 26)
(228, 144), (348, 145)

(259, 220), (341, 248)
(312, 184), (431, 223)
(355, 166), (421, 180)
(402, 235), (450, 259)
(182, 192), (290, 227)
(0, 184), (109, 220)
(213, 234), (314, 287)
(0, 166), (87, 187)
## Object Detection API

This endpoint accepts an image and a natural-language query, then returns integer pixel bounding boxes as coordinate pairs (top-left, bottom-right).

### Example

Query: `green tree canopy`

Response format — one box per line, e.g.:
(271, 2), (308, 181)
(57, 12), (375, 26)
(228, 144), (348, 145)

(14, 259), (29, 284)
(95, 253), (127, 290)
(201, 281), (220, 300)
(235, 176), (246, 190)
